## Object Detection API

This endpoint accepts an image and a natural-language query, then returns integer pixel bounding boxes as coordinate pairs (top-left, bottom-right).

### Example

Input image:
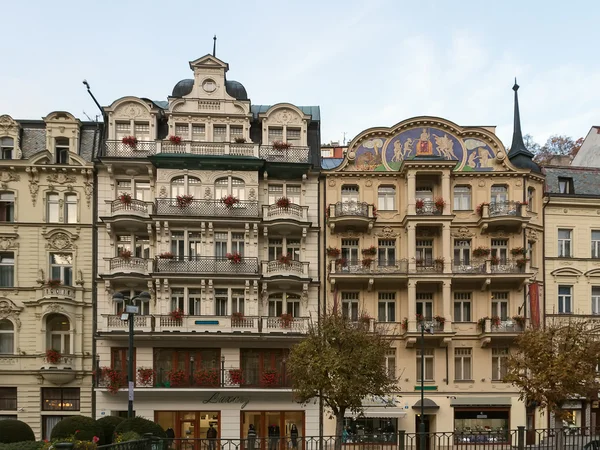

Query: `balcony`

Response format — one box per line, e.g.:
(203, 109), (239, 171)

(100, 314), (153, 333)
(491, 259), (527, 274)
(103, 140), (156, 158)
(159, 141), (259, 157)
(330, 259), (409, 275)
(40, 286), (76, 301)
(259, 145), (310, 163)
(415, 200), (443, 216)
(154, 199), (260, 218)
(262, 260), (310, 279)
(478, 201), (530, 232)
(105, 257), (151, 276)
(154, 256), (259, 275)
(109, 199), (152, 218)
(452, 259), (487, 274)
(479, 318), (524, 347)
(39, 355), (78, 385)
(327, 201), (376, 233)
(414, 259), (444, 274)
(404, 320), (451, 348)
(262, 204), (310, 233)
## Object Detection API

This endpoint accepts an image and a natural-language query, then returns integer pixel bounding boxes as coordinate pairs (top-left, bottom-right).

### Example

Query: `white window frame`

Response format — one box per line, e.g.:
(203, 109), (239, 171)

(592, 231), (600, 259)
(416, 348), (434, 382)
(378, 239), (396, 266)
(0, 319), (14, 354)
(49, 253), (73, 286)
(558, 285), (573, 314)
(55, 138), (70, 164)
(341, 292), (359, 321)
(416, 293), (433, 320)
(215, 176), (246, 201)
(0, 137), (14, 160)
(170, 175), (201, 198)
(46, 314), (70, 354)
(454, 348), (472, 381)
(377, 186), (396, 211)
(453, 240), (471, 265)
(592, 286), (600, 315)
(47, 193), (60, 223)
(558, 229), (572, 258)
(0, 192), (15, 223)
(65, 194), (78, 224)
(453, 292), (471, 322)
(377, 292), (396, 322)
(385, 349), (396, 379)
(491, 347), (509, 381)
(453, 185), (471, 211)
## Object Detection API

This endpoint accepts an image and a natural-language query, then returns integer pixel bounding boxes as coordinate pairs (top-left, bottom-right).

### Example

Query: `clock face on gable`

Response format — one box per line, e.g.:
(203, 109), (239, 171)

(202, 79), (217, 93)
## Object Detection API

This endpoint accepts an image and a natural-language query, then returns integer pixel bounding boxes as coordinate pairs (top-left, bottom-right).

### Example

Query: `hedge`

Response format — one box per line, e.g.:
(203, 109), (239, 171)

(0, 420), (35, 443)
(114, 417), (166, 438)
(50, 416), (104, 444)
(95, 416), (125, 444)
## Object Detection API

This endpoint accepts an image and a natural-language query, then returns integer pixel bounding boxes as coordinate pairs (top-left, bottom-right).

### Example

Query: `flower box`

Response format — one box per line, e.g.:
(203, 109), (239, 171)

(401, 318), (408, 331)
(45, 349), (62, 365)
(326, 247), (340, 258)
(272, 141), (291, 151)
(261, 369), (279, 387)
(221, 195), (239, 208)
(434, 197), (446, 210)
(434, 257), (445, 266)
(477, 317), (489, 332)
(137, 368), (155, 387)
(511, 247), (527, 257)
(226, 252), (242, 264)
(119, 250), (132, 260)
(167, 369), (188, 387)
(416, 313), (424, 323)
(101, 367), (126, 394)
(361, 246), (377, 256)
(170, 309), (184, 321)
(176, 194), (194, 208)
(335, 258), (347, 267)
(490, 256), (500, 265)
(434, 315), (445, 326)
(516, 258), (529, 268)
(229, 368), (244, 385)
(194, 368), (220, 387)
(122, 136), (138, 148)
(491, 315), (501, 327)
(46, 279), (62, 288)
(279, 254), (292, 266)
(169, 135), (182, 144)
(512, 315), (526, 329)
(476, 203), (489, 217)
(119, 193), (132, 204)
(159, 252), (175, 259)
(280, 313), (294, 328)
(362, 258), (374, 268)
(234, 137), (246, 144)
(276, 197), (291, 208)
(473, 247), (491, 258)
(231, 312), (245, 323)
(415, 199), (425, 209)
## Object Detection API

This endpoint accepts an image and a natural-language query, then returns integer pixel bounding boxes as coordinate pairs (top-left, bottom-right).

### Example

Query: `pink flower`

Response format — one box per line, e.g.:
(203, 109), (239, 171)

(93, 436), (100, 443)
(75, 430), (80, 434)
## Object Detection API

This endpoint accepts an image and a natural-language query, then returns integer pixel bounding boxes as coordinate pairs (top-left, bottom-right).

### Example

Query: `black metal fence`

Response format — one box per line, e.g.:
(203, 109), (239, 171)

(489, 200), (522, 217)
(154, 256), (259, 274)
(155, 199), (260, 217)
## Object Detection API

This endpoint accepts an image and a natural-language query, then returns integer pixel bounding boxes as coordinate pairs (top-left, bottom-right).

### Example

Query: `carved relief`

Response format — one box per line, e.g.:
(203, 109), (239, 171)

(45, 231), (77, 250)
(451, 227), (475, 239)
(45, 303), (65, 314)
(159, 186), (168, 198)
(47, 173), (76, 185)
(0, 170), (19, 189)
(116, 102), (146, 119)
(375, 227), (400, 238)
(526, 229), (539, 242)
(0, 236), (18, 251)
(26, 167), (39, 206)
(249, 188), (256, 201)
(272, 109), (301, 125)
(365, 180), (373, 187)
(0, 299), (22, 329)
(328, 179), (336, 187)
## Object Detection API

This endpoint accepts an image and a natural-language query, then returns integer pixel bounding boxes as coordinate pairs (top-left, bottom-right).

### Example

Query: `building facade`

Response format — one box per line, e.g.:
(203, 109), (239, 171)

(543, 165), (600, 430)
(0, 113), (98, 437)
(321, 84), (544, 437)
(94, 54), (322, 441)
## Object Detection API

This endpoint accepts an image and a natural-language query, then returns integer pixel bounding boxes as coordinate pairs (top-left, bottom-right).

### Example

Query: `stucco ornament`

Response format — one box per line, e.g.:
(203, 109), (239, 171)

(47, 232), (74, 250)
(451, 227), (475, 239)
(0, 236), (18, 250)
(273, 109), (301, 125)
(47, 173), (76, 185)
(0, 171), (19, 189)
(0, 299), (22, 329)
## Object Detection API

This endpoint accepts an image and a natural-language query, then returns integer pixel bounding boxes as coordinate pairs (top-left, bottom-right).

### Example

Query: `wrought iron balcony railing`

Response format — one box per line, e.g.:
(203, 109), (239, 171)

(329, 201), (372, 218)
(452, 258), (486, 273)
(154, 198), (260, 217)
(332, 259), (409, 274)
(491, 258), (526, 273)
(488, 200), (523, 217)
(154, 256), (259, 274)
(259, 145), (310, 163)
(415, 259), (444, 273)
(110, 198), (152, 215)
(262, 203), (309, 222)
(416, 200), (443, 215)
(103, 140), (156, 158)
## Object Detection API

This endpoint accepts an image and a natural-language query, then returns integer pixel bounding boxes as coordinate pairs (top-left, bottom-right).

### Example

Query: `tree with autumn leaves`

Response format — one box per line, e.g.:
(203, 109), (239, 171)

(504, 319), (600, 421)
(515, 134), (584, 166)
(287, 312), (397, 448)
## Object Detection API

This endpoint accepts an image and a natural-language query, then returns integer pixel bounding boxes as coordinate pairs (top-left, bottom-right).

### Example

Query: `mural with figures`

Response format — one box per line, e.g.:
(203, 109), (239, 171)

(346, 126), (503, 172)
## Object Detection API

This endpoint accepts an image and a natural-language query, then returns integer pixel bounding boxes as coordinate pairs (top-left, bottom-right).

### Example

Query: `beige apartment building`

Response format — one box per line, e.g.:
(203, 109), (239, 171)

(321, 83), (544, 438)
(0, 113), (98, 437)
(93, 54), (322, 441)
(543, 165), (600, 430)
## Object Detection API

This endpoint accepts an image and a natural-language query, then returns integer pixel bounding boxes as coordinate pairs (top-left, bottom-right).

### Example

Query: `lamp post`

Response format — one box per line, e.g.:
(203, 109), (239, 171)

(113, 291), (151, 419)
(419, 321), (433, 450)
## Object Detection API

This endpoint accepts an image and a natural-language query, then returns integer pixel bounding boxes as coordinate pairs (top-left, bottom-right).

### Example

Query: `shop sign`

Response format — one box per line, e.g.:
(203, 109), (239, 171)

(203, 392), (251, 409)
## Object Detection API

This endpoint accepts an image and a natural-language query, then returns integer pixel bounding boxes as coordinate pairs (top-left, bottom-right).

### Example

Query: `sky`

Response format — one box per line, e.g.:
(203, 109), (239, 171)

(2, 0), (599, 148)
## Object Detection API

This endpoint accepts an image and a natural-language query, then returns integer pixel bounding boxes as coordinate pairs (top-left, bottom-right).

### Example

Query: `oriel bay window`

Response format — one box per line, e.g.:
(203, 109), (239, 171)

(117, 235), (150, 259)
(46, 314), (70, 354)
(154, 348), (220, 387)
(240, 348), (290, 388)
(49, 253), (72, 286)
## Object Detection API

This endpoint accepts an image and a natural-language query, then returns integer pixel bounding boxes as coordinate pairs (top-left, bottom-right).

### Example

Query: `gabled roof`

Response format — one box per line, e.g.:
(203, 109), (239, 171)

(251, 105), (320, 122)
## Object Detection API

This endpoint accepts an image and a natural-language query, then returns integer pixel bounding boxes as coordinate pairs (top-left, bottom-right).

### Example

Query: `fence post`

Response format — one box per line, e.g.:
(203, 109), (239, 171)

(398, 430), (405, 450)
(517, 426), (525, 450)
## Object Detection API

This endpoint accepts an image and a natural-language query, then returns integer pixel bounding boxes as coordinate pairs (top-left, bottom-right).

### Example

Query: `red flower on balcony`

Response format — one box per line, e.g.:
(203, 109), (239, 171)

(276, 197), (291, 208)
(221, 195), (239, 208)
(401, 318), (408, 331)
(361, 246), (377, 256)
(119, 250), (132, 260)
(476, 202), (489, 217)
(194, 368), (220, 387)
(122, 136), (138, 148)
(176, 194), (194, 207)
(278, 254), (292, 266)
(231, 312), (245, 323)
(159, 252), (175, 259)
(45, 349), (62, 365)
(170, 309), (184, 321)
(167, 369), (188, 387)
(326, 247), (340, 258)
(272, 141), (291, 151)
(45, 279), (62, 288)
(491, 315), (502, 327)
(416, 313), (424, 323)
(119, 193), (132, 204)
(261, 369), (280, 387)
(359, 313), (371, 327)
(490, 256), (500, 265)
(335, 258), (347, 267)
(229, 368), (244, 385)
(280, 313), (293, 328)
(100, 367), (126, 394)
(137, 368), (155, 387)
(361, 258), (374, 268)
(226, 252), (242, 264)
(434, 197), (446, 210)
(169, 135), (182, 144)
(415, 199), (425, 209)
(516, 258), (529, 268)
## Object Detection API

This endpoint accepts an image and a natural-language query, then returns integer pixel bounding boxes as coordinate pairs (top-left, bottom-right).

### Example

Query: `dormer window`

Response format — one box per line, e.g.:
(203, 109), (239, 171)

(55, 138), (69, 164)
(558, 177), (574, 194)
(0, 137), (13, 160)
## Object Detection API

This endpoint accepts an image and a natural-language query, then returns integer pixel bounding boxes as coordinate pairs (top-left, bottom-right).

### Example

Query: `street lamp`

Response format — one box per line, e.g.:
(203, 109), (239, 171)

(112, 291), (151, 418)
(419, 322), (433, 450)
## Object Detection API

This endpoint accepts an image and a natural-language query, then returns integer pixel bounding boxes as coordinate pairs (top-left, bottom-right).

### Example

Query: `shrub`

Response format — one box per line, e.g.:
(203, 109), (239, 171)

(96, 416), (125, 444)
(0, 419), (35, 443)
(114, 431), (141, 443)
(0, 442), (44, 450)
(114, 417), (166, 438)
(50, 416), (104, 444)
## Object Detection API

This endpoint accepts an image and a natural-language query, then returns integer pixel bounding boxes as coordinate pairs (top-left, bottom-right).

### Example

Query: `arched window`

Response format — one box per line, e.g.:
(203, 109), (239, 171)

(0, 319), (14, 354)
(46, 314), (70, 354)
(215, 177), (246, 201)
(170, 176), (185, 198)
(170, 176), (201, 198)
(0, 137), (14, 160)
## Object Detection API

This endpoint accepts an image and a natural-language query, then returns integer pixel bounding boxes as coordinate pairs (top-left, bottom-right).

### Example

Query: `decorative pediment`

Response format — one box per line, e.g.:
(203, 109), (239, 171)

(42, 229), (79, 250)
(550, 267), (583, 277)
(585, 269), (600, 278)
(189, 54), (229, 70)
(0, 298), (22, 329)
(43, 111), (79, 124)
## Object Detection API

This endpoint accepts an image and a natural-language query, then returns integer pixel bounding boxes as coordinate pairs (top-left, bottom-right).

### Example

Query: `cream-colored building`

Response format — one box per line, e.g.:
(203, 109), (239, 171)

(0, 113), (97, 438)
(321, 83), (544, 439)
(543, 164), (600, 430)
(94, 54), (322, 441)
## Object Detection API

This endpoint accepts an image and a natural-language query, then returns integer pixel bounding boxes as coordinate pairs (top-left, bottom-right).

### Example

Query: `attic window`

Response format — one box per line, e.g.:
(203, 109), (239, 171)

(0, 137), (13, 160)
(558, 177), (574, 194)
(55, 138), (69, 164)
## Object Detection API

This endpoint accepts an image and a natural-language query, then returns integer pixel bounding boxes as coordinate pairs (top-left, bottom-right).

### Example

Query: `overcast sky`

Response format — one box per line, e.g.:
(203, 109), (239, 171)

(2, 0), (598, 147)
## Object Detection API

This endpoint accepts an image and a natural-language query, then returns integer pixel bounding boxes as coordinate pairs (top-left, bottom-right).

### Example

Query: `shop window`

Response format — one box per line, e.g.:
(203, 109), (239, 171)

(156, 411), (220, 440)
(0, 387), (17, 410)
(343, 417), (398, 442)
(241, 411), (304, 445)
(42, 388), (80, 411)
(454, 409), (510, 442)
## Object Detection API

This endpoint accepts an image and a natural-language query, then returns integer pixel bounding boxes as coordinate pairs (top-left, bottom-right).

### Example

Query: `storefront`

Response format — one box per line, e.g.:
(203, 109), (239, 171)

(451, 397), (511, 443)
(342, 396), (407, 444)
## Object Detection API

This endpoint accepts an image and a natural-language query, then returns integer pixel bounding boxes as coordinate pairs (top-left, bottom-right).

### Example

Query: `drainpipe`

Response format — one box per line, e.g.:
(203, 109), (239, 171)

(91, 126), (100, 419)
(318, 168), (324, 442)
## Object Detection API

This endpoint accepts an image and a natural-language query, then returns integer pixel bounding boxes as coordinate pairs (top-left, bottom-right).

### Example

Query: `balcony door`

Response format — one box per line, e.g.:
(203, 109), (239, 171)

(240, 349), (289, 388)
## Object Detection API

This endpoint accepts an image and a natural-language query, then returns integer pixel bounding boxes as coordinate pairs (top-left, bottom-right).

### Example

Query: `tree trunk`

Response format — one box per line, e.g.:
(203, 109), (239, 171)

(335, 411), (345, 450)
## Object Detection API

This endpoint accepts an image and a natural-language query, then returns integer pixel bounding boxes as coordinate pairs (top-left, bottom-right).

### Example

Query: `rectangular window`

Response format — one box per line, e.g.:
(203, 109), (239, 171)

(134, 181), (151, 202)
(385, 349), (396, 379)
(492, 292), (509, 320)
(286, 185), (301, 205)
(232, 289), (245, 315)
(378, 239), (396, 266)
(188, 289), (202, 316)
(558, 229), (572, 257)
(491, 239), (508, 263)
(116, 121), (131, 134)
(558, 177), (574, 194)
(230, 125), (243, 140)
(213, 125), (226, 142)
(175, 124), (189, 137)
(231, 233), (244, 256)
(492, 348), (509, 381)
(134, 122), (150, 139)
(0, 387), (17, 410)
(416, 348), (434, 382)
(49, 253), (72, 286)
(268, 294), (283, 317)
(267, 185), (284, 205)
(453, 240), (471, 266)
(0, 137), (14, 160)
(341, 185), (359, 203)
(491, 185), (508, 203)
(47, 193), (60, 223)
(377, 186), (396, 211)
(214, 232), (228, 258)
(454, 348), (472, 381)
(286, 128), (301, 145)
(0, 192), (14, 222)
(558, 285), (572, 314)
(55, 138), (69, 164)
(527, 187), (535, 212)
(0, 252), (14, 288)
(192, 124), (206, 141)
(287, 239), (301, 261)
(286, 295), (301, 317)
(593, 287), (600, 315)
(416, 293), (433, 320)
(416, 240), (433, 267)
(592, 231), (600, 259)
(377, 292), (396, 322)
(268, 239), (283, 261)
(416, 187), (433, 201)
(65, 194), (77, 224)
(453, 186), (471, 210)
(341, 239), (359, 266)
(341, 292), (359, 322)
(215, 289), (228, 316)
(42, 388), (80, 411)
(188, 232), (201, 258)
(268, 127), (283, 144)
(453, 292), (471, 322)
(170, 288), (184, 312)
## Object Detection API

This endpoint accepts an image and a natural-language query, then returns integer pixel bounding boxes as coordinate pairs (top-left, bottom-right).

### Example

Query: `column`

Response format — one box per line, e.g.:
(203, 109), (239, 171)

(441, 172), (451, 215)
(408, 280), (417, 332)
(442, 223), (452, 273)
(407, 172), (416, 215)
(407, 224), (416, 273)
(442, 280), (452, 332)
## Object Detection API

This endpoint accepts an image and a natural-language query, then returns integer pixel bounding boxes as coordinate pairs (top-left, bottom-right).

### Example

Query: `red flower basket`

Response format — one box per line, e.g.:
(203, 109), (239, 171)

(170, 309), (184, 321)
(416, 199), (425, 209)
(46, 279), (62, 288)
(194, 369), (220, 387)
(176, 195), (194, 207)
(326, 247), (340, 258)
(122, 136), (138, 148)
(280, 313), (293, 328)
(226, 252), (242, 264)
(159, 252), (175, 259)
(272, 141), (291, 150)
(229, 368), (244, 385)
(137, 368), (155, 387)
(119, 250), (132, 260)
(276, 197), (291, 208)
(100, 367), (126, 394)
(167, 369), (188, 387)
(261, 369), (280, 387)
(434, 197), (446, 210)
(119, 193), (132, 204)
(362, 258), (374, 268)
(169, 135), (182, 144)
(279, 254), (292, 266)
(221, 195), (239, 208)
(45, 349), (62, 364)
